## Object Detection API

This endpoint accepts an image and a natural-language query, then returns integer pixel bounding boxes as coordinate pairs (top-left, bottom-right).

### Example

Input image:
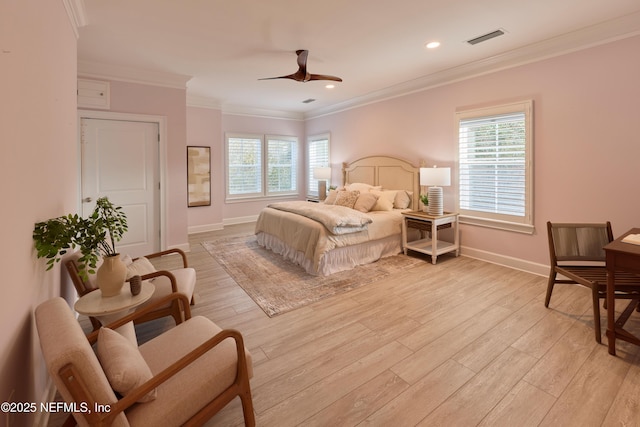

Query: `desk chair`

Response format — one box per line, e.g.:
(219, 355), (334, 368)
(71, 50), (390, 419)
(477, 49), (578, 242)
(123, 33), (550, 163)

(546, 221), (640, 343)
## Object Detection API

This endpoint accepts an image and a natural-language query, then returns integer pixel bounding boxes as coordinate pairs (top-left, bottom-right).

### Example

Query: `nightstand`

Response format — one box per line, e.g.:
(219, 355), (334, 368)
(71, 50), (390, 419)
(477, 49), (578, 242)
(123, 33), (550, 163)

(402, 211), (459, 264)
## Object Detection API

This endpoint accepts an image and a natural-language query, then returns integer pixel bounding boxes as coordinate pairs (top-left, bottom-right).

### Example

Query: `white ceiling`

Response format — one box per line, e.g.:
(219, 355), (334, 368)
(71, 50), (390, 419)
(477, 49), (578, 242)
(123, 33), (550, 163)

(77, 0), (640, 118)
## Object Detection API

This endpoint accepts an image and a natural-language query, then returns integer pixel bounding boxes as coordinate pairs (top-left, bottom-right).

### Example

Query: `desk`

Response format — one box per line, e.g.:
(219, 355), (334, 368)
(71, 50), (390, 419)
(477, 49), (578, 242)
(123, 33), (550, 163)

(75, 282), (154, 342)
(604, 228), (640, 355)
(402, 211), (459, 264)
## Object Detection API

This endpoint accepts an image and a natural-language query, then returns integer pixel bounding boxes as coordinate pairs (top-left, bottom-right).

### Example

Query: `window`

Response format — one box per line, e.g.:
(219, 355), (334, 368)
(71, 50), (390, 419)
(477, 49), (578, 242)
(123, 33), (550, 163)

(226, 133), (298, 200)
(307, 134), (330, 197)
(457, 100), (533, 234)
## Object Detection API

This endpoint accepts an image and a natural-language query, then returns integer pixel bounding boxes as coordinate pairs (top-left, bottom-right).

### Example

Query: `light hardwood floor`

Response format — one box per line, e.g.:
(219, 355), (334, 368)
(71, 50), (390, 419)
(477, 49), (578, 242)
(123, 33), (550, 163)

(61, 223), (640, 426)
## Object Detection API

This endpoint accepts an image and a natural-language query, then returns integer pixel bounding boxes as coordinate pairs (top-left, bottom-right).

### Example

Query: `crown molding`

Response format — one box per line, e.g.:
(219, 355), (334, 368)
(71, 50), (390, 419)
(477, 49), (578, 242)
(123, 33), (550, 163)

(305, 11), (640, 120)
(221, 105), (304, 121)
(62, 0), (87, 39)
(186, 94), (222, 110)
(186, 95), (305, 120)
(78, 59), (192, 89)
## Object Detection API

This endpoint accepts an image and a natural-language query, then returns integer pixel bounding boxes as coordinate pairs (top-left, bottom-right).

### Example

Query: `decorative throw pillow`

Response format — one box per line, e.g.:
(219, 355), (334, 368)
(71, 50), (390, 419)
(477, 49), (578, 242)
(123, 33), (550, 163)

(353, 192), (379, 213)
(394, 190), (412, 209)
(96, 328), (157, 402)
(126, 257), (156, 280)
(370, 190), (396, 211)
(345, 183), (382, 193)
(334, 190), (360, 209)
(324, 189), (338, 205)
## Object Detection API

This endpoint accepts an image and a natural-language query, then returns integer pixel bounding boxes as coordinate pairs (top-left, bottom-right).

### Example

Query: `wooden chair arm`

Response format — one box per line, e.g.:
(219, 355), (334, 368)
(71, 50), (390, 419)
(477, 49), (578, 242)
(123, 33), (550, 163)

(99, 329), (249, 426)
(143, 248), (189, 268)
(131, 270), (179, 293)
(86, 293), (192, 344)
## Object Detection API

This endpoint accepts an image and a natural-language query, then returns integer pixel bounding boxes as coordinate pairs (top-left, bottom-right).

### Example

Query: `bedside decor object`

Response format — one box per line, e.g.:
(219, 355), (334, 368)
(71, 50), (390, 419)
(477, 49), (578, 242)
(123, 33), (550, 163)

(419, 193), (429, 212)
(420, 166), (451, 216)
(313, 166), (332, 201)
(129, 275), (142, 296)
(33, 197), (128, 296)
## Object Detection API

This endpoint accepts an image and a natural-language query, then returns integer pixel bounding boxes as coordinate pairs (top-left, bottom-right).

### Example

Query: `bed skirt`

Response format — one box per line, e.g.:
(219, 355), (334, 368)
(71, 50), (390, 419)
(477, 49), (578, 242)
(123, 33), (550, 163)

(256, 232), (403, 276)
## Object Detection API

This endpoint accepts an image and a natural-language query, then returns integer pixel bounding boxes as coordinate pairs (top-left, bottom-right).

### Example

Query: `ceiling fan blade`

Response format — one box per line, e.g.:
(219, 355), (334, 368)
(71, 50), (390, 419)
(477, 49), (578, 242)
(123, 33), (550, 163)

(308, 74), (343, 82)
(258, 74), (301, 81)
(295, 49), (309, 73)
(259, 50), (340, 83)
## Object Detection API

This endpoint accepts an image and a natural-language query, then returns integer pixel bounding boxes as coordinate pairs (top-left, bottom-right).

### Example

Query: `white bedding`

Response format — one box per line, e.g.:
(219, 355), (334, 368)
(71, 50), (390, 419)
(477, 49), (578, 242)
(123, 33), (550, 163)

(254, 204), (406, 275)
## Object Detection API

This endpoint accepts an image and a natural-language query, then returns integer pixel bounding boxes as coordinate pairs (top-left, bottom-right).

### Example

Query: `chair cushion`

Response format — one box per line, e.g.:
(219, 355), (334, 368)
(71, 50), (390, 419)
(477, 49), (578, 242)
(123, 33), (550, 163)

(96, 328), (157, 403)
(127, 316), (252, 426)
(140, 268), (196, 309)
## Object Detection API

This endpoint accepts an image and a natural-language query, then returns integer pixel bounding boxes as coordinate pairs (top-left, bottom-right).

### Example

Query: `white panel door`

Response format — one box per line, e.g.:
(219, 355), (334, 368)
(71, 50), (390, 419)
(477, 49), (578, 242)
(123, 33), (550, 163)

(81, 118), (160, 257)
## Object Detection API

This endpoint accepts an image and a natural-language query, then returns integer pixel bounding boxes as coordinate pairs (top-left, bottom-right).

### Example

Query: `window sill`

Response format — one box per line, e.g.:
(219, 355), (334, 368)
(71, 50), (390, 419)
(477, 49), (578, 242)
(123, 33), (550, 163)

(459, 215), (535, 235)
(225, 194), (300, 204)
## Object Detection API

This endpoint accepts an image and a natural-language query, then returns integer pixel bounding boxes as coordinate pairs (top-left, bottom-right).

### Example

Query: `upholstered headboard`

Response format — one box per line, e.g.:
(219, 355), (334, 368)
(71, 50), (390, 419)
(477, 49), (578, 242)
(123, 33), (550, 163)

(342, 155), (420, 208)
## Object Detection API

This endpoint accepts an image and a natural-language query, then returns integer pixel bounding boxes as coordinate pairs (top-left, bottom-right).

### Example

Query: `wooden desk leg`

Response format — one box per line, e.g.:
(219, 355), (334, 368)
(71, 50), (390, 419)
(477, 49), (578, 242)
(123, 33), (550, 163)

(606, 268), (616, 355)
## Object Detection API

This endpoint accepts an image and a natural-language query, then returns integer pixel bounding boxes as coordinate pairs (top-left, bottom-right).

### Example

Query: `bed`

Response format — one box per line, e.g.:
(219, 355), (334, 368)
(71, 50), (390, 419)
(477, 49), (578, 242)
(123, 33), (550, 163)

(255, 155), (420, 276)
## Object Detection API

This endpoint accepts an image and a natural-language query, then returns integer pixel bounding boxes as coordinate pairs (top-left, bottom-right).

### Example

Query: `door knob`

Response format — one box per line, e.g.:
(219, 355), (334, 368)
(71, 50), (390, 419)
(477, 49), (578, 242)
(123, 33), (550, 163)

(83, 197), (93, 203)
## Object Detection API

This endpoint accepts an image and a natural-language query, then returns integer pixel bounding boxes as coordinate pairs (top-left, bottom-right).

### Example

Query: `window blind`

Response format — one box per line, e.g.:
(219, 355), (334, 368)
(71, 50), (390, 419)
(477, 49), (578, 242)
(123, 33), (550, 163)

(267, 137), (297, 194)
(459, 112), (526, 217)
(227, 136), (262, 196)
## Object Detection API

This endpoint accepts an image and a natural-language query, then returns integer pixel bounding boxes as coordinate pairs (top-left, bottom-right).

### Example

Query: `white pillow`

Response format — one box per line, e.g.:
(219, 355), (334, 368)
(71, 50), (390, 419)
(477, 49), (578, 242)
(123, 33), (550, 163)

(324, 189), (338, 204)
(353, 192), (379, 213)
(126, 257), (156, 280)
(97, 328), (157, 402)
(370, 190), (397, 211)
(394, 190), (412, 209)
(345, 183), (382, 193)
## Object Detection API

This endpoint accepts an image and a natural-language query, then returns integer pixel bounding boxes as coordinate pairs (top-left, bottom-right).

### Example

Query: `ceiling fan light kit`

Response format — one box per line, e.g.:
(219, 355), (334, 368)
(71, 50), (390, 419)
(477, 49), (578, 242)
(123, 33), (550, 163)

(259, 50), (343, 83)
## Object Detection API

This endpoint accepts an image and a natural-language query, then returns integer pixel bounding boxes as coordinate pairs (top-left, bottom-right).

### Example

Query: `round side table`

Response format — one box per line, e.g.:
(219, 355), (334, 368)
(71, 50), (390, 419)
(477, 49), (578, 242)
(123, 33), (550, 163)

(75, 281), (154, 342)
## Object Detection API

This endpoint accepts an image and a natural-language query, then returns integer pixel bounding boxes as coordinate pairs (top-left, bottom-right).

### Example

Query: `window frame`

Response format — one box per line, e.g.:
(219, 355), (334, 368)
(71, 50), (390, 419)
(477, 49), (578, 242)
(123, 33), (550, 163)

(225, 132), (299, 201)
(456, 100), (534, 234)
(306, 133), (331, 198)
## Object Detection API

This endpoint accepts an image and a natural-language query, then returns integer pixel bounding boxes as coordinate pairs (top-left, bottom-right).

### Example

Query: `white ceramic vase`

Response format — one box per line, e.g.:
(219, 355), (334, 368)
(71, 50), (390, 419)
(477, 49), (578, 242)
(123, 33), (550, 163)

(96, 254), (127, 297)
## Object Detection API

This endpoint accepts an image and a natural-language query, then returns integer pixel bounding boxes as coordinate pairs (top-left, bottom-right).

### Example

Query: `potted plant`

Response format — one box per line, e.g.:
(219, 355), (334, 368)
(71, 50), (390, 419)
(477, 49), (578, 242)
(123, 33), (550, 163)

(33, 197), (128, 296)
(419, 193), (429, 212)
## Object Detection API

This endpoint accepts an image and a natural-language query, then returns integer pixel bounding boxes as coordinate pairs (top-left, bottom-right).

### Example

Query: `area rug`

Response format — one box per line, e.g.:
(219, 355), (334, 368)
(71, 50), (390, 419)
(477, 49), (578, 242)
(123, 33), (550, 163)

(202, 235), (423, 317)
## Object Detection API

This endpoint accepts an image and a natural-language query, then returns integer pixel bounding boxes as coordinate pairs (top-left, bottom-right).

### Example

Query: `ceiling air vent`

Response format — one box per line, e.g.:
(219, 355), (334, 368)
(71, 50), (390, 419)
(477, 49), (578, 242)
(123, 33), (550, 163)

(467, 29), (505, 45)
(302, 98), (316, 104)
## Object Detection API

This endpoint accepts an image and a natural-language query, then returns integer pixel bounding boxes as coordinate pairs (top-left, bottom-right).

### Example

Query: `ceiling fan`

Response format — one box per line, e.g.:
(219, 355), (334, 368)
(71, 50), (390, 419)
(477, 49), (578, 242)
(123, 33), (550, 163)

(259, 50), (342, 83)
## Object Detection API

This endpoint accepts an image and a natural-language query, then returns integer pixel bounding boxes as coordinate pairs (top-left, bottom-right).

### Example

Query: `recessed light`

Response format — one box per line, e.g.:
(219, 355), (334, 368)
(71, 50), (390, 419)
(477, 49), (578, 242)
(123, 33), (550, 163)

(325, 84), (335, 89)
(426, 41), (440, 49)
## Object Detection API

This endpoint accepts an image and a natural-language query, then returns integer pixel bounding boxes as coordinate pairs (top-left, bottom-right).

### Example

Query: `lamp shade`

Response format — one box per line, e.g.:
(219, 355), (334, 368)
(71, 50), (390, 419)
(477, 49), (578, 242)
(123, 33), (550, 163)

(313, 167), (332, 180)
(420, 167), (451, 186)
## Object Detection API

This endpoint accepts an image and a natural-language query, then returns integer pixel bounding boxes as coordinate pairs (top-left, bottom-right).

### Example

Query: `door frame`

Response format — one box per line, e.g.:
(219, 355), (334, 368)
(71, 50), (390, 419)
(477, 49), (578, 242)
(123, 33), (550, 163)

(77, 110), (168, 250)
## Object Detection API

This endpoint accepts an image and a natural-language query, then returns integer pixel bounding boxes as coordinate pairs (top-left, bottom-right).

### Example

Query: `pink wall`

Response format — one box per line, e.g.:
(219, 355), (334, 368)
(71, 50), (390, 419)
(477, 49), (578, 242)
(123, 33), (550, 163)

(0, 1), (78, 424)
(186, 109), (305, 230)
(186, 106), (223, 229)
(85, 81), (190, 249)
(307, 35), (640, 266)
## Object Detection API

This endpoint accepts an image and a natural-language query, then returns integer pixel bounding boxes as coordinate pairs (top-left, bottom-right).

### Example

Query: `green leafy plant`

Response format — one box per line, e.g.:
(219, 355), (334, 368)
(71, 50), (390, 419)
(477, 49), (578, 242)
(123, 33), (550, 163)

(33, 197), (128, 279)
(419, 193), (429, 206)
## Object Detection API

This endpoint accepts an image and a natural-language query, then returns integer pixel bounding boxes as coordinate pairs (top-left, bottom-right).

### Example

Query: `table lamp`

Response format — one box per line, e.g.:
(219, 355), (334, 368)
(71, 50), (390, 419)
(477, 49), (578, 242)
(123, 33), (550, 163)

(313, 167), (332, 200)
(420, 166), (451, 216)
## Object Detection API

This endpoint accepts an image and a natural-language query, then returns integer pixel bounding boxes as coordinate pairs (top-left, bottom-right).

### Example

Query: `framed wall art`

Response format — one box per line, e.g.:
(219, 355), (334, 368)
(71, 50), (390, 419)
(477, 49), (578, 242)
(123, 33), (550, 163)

(187, 146), (211, 207)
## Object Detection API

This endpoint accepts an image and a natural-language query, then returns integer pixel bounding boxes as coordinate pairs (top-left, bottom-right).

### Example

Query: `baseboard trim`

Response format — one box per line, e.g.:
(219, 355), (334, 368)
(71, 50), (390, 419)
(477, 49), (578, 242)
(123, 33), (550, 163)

(168, 242), (191, 253)
(188, 222), (224, 235)
(461, 245), (548, 277)
(223, 215), (259, 226)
